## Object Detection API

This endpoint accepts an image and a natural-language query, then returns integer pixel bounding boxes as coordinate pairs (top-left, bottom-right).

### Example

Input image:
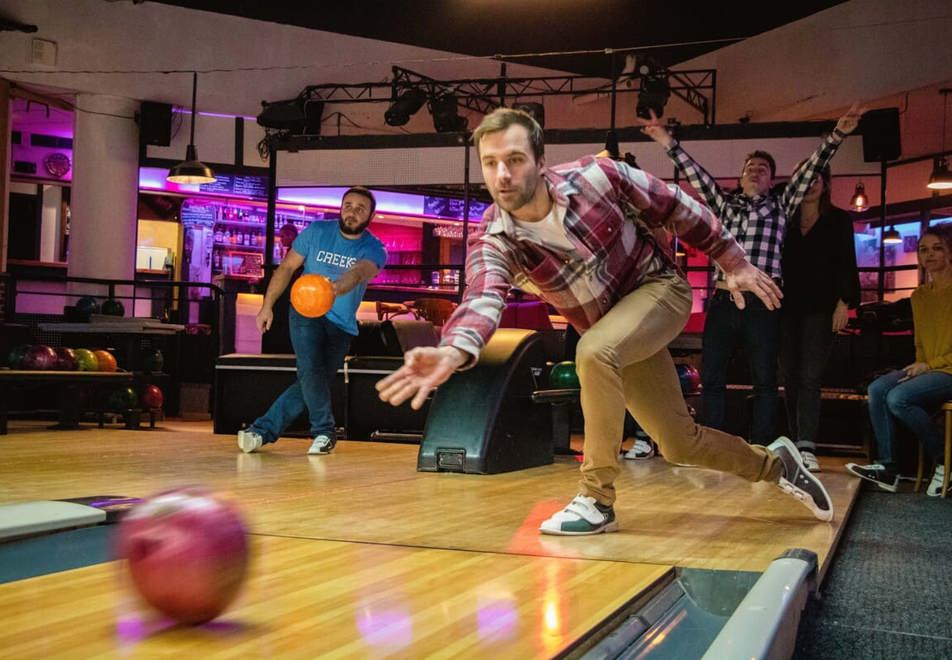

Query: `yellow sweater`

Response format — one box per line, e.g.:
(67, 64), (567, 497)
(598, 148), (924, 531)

(911, 281), (952, 375)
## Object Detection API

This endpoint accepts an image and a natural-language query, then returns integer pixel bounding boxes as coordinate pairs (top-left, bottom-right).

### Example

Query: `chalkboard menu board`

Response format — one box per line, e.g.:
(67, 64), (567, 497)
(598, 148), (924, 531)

(180, 202), (216, 226)
(423, 196), (489, 220)
(199, 174), (269, 199)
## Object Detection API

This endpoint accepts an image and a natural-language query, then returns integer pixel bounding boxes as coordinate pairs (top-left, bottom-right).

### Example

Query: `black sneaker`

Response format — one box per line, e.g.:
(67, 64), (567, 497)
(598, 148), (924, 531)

(845, 463), (899, 493)
(767, 436), (834, 522)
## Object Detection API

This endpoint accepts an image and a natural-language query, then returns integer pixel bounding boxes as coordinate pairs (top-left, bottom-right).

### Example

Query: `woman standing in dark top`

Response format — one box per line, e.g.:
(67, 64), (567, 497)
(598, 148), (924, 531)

(781, 164), (860, 472)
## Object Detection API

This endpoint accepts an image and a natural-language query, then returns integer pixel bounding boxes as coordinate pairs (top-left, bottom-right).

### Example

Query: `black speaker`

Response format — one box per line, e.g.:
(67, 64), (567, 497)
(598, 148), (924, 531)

(859, 107), (901, 162)
(139, 101), (172, 146)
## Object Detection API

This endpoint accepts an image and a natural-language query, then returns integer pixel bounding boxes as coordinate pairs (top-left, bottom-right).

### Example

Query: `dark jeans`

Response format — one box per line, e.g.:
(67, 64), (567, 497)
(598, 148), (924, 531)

(867, 369), (952, 466)
(700, 289), (781, 445)
(250, 308), (353, 443)
(781, 310), (834, 452)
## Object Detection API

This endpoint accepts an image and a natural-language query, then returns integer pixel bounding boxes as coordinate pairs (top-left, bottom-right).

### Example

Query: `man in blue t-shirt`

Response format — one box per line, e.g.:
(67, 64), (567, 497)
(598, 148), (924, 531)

(238, 187), (388, 455)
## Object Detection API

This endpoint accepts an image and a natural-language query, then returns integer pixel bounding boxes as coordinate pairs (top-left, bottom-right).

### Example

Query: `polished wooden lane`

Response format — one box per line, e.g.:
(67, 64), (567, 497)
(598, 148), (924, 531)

(0, 421), (860, 574)
(0, 535), (671, 658)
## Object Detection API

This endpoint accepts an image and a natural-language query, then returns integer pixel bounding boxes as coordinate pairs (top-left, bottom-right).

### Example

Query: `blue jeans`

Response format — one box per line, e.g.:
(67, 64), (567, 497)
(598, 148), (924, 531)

(867, 369), (952, 466)
(700, 289), (781, 445)
(781, 310), (834, 452)
(250, 309), (353, 443)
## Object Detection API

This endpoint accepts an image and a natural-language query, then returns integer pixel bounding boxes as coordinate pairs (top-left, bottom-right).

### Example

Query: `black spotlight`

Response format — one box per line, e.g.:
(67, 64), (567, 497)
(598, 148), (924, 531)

(430, 93), (468, 133)
(635, 61), (670, 120)
(257, 98), (323, 135)
(513, 102), (545, 128)
(385, 88), (427, 127)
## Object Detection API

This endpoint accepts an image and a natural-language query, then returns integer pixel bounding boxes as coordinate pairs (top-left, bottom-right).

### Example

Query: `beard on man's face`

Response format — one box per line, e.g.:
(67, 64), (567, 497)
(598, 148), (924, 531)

(339, 215), (371, 236)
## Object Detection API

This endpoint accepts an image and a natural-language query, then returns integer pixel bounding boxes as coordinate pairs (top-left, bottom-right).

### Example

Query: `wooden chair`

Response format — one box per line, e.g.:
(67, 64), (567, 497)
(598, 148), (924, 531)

(914, 400), (952, 498)
(410, 298), (457, 327)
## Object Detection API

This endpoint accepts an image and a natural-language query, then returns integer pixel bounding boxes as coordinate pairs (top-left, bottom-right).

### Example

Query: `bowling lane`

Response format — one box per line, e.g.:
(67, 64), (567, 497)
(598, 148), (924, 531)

(0, 535), (672, 658)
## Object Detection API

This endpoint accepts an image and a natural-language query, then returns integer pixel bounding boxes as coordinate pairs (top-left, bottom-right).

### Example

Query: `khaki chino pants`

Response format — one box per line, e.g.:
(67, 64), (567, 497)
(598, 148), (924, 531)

(574, 273), (783, 505)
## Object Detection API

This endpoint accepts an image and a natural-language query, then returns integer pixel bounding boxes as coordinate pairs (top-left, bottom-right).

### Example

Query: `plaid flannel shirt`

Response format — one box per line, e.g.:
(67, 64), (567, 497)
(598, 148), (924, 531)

(666, 129), (846, 282)
(440, 156), (747, 363)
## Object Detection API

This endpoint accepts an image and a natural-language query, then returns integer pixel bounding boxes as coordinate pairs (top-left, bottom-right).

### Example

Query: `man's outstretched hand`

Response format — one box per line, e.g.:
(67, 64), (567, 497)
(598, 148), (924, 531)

(376, 346), (469, 410)
(724, 262), (783, 310)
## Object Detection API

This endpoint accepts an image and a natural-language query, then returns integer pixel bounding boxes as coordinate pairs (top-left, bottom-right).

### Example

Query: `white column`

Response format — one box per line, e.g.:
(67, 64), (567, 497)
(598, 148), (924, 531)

(39, 184), (61, 263)
(68, 93), (140, 283)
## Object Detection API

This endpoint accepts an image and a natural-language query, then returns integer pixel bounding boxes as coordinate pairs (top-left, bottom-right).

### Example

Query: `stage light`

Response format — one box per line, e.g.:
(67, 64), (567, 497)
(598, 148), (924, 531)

(430, 93), (467, 133)
(635, 60), (670, 120)
(385, 88), (427, 127)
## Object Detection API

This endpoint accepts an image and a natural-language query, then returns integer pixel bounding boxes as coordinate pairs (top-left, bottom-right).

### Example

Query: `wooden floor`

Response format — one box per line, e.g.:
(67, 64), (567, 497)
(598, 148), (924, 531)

(0, 420), (862, 657)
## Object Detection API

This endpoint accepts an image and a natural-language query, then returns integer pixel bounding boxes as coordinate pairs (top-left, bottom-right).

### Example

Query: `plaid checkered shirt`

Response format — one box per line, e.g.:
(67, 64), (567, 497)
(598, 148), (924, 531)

(440, 156), (748, 363)
(666, 129), (847, 282)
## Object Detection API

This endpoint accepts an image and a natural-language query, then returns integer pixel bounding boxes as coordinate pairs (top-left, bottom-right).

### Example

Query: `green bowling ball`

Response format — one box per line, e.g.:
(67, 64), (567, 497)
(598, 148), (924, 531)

(101, 299), (125, 317)
(142, 348), (164, 373)
(6, 344), (30, 369)
(107, 386), (139, 411)
(549, 361), (580, 389)
(74, 348), (99, 372)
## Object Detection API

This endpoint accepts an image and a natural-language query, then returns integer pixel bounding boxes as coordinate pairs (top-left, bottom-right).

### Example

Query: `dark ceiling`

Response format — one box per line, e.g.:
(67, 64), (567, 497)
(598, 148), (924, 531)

(153, 1), (846, 76)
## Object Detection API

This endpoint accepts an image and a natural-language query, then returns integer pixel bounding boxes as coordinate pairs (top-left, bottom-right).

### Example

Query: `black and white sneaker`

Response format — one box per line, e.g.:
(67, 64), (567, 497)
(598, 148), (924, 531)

(845, 463), (899, 492)
(768, 436), (834, 522)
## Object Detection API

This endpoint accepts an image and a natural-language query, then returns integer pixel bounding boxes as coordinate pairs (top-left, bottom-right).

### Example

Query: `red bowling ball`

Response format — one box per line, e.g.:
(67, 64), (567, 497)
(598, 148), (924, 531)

(115, 487), (250, 625)
(53, 347), (78, 371)
(21, 345), (57, 370)
(140, 384), (164, 410)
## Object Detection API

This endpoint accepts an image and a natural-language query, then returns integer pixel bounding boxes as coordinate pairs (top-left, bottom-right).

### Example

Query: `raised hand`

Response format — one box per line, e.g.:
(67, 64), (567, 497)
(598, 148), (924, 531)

(835, 102), (866, 136)
(723, 261), (783, 311)
(376, 346), (468, 410)
(634, 109), (675, 149)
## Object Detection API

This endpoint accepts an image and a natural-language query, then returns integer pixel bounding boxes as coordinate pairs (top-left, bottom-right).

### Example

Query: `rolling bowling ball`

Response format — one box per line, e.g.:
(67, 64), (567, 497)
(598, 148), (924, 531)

(101, 298), (125, 317)
(75, 296), (100, 317)
(6, 344), (30, 369)
(107, 386), (138, 411)
(676, 363), (701, 395)
(73, 348), (99, 372)
(93, 349), (118, 372)
(549, 361), (580, 389)
(290, 274), (335, 318)
(53, 346), (78, 371)
(141, 384), (164, 410)
(21, 345), (57, 370)
(142, 348), (164, 374)
(115, 487), (250, 624)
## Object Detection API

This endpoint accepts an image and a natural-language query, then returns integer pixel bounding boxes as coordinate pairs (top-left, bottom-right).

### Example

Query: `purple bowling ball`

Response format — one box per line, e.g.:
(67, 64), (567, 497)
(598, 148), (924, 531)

(53, 347), (78, 371)
(22, 345), (58, 371)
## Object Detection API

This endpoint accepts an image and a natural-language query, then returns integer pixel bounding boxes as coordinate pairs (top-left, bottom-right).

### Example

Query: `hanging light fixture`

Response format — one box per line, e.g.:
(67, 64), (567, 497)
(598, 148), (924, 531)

(927, 156), (952, 190)
(167, 71), (216, 184)
(849, 182), (869, 211)
(927, 88), (952, 190)
(882, 226), (902, 244)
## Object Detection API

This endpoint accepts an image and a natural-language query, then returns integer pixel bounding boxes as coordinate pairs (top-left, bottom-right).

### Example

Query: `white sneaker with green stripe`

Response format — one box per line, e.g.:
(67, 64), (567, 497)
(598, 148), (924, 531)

(539, 494), (618, 536)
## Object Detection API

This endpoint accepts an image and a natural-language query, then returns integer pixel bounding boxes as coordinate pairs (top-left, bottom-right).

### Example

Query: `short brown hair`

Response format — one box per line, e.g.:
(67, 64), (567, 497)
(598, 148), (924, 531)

(472, 107), (544, 161)
(742, 150), (777, 179)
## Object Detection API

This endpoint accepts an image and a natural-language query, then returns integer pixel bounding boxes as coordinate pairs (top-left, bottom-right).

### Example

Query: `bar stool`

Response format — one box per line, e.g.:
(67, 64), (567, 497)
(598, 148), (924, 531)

(914, 400), (952, 498)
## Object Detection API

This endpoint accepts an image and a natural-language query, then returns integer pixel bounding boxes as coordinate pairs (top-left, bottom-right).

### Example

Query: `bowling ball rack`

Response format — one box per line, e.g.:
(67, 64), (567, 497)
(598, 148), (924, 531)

(0, 370), (165, 435)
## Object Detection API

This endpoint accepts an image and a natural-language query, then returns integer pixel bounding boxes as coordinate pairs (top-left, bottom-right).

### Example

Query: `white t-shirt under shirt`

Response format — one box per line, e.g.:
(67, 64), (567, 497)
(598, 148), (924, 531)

(511, 204), (575, 253)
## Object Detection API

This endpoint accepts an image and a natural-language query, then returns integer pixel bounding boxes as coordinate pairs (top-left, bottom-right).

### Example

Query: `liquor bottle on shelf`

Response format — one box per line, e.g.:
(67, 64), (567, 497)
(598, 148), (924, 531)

(223, 228), (230, 244)
(214, 226), (223, 243)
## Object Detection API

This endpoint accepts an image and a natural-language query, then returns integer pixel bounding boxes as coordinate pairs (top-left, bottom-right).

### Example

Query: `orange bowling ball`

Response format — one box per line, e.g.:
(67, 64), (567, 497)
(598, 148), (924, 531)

(93, 349), (118, 372)
(290, 274), (335, 318)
